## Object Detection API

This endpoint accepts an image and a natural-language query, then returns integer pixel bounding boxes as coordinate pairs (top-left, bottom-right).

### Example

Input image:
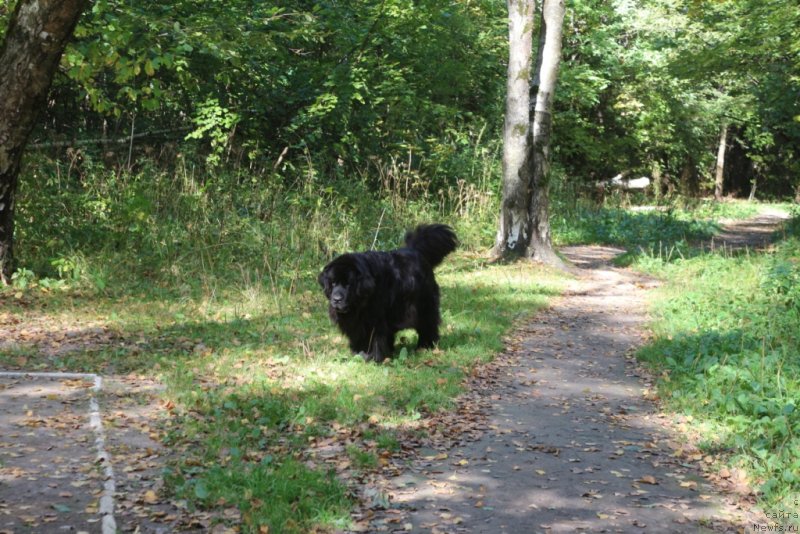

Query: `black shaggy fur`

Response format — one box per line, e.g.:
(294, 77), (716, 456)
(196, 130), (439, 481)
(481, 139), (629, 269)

(318, 224), (458, 362)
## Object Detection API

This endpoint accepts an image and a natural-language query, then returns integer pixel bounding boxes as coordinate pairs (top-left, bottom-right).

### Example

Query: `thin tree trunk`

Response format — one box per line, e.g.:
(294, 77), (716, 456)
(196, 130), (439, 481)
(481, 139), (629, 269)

(748, 178), (757, 201)
(0, 0), (88, 283)
(493, 0), (536, 259)
(652, 160), (662, 202)
(526, 0), (566, 268)
(713, 123), (728, 201)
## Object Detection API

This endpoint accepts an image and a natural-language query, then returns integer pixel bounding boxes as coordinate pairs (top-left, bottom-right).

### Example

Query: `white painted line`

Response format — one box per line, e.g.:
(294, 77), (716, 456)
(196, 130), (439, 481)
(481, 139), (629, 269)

(0, 371), (117, 534)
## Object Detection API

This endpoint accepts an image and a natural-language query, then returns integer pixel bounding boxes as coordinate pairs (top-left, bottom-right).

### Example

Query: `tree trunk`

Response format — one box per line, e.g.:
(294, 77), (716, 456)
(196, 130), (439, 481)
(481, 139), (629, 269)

(748, 177), (757, 201)
(493, 0), (535, 259)
(0, 0), (88, 283)
(679, 159), (698, 197)
(652, 160), (662, 202)
(713, 123), (728, 201)
(525, 0), (566, 267)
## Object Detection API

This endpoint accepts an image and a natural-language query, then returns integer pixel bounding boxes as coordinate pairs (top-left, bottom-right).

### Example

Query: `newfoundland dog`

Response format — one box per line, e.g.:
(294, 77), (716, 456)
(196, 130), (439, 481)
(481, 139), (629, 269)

(318, 224), (458, 362)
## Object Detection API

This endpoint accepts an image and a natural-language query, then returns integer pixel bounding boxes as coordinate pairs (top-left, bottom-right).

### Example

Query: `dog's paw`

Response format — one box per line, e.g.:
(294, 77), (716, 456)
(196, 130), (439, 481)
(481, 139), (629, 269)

(358, 351), (387, 363)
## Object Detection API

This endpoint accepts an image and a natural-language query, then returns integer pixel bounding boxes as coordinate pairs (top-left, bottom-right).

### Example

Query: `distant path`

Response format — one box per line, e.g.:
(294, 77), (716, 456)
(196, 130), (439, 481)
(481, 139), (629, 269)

(707, 208), (791, 251)
(367, 211), (790, 533)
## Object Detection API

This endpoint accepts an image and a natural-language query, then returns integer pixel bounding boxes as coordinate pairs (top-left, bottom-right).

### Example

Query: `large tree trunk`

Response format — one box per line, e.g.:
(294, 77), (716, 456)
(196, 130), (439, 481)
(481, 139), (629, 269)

(525, 0), (566, 267)
(0, 0), (88, 283)
(493, 0), (536, 259)
(713, 123), (728, 201)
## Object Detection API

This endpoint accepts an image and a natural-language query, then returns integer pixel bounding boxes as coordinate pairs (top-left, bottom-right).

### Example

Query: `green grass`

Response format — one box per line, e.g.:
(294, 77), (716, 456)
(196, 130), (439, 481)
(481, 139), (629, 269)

(551, 197), (779, 247)
(1, 255), (563, 532)
(632, 209), (800, 510)
(1, 159), (566, 532)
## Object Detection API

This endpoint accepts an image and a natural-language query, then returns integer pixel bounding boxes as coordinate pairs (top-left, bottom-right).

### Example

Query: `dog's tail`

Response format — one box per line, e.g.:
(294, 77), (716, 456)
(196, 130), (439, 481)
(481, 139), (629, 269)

(405, 224), (458, 268)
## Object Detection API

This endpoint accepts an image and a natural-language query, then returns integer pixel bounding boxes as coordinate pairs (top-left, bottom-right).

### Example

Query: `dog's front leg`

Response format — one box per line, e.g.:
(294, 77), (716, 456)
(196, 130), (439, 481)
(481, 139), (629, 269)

(364, 327), (393, 363)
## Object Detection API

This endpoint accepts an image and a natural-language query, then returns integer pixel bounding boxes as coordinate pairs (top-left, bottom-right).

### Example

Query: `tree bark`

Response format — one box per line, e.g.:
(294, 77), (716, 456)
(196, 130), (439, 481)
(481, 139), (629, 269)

(748, 177), (757, 201)
(713, 123), (728, 201)
(525, 0), (566, 267)
(680, 159), (700, 197)
(493, 0), (535, 259)
(651, 160), (662, 202)
(0, 0), (88, 283)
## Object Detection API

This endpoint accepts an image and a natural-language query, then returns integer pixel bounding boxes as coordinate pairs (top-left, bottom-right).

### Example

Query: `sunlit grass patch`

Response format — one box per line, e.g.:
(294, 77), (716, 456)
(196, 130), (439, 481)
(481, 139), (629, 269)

(552, 198), (784, 251)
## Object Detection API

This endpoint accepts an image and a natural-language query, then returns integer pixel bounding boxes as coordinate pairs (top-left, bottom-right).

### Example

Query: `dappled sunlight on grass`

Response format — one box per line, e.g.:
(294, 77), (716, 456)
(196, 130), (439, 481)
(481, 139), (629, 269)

(553, 204), (720, 248)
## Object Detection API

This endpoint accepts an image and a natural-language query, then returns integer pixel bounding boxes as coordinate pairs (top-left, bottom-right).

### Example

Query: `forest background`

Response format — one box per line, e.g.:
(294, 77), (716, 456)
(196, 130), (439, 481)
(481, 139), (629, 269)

(2, 0), (798, 282)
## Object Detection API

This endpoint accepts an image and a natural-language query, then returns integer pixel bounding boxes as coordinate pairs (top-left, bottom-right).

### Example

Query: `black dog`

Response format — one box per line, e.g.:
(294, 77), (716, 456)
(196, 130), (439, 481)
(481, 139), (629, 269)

(318, 224), (458, 362)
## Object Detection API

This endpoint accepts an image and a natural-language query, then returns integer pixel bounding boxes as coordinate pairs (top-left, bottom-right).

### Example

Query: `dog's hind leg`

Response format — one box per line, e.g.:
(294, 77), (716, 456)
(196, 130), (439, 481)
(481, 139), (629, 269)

(415, 288), (442, 350)
(416, 326), (440, 349)
(415, 310), (441, 350)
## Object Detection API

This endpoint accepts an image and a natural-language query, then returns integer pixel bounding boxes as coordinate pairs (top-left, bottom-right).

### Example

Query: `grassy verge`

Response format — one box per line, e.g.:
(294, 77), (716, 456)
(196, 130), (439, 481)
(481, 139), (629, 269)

(631, 209), (800, 511)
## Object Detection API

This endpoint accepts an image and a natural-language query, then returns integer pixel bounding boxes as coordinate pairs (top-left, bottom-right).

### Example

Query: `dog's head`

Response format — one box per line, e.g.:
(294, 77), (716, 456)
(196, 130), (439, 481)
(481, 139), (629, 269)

(317, 254), (375, 314)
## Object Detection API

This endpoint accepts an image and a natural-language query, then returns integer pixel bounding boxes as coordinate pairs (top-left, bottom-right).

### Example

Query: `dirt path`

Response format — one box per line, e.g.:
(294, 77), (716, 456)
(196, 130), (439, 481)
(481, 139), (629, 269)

(368, 211), (790, 533)
(0, 375), (109, 533)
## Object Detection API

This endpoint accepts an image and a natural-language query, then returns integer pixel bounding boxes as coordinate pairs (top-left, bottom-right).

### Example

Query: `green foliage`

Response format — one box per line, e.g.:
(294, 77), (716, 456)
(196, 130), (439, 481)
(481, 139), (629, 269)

(185, 98), (240, 167)
(635, 212), (800, 504)
(10, 0), (798, 198)
(551, 0), (799, 195)
(41, 0), (507, 192)
(13, 148), (499, 295)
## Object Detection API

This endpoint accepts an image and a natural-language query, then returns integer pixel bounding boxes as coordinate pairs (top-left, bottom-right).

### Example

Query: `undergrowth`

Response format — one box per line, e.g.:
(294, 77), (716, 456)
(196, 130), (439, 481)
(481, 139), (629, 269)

(13, 155), (499, 297)
(551, 196), (766, 249)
